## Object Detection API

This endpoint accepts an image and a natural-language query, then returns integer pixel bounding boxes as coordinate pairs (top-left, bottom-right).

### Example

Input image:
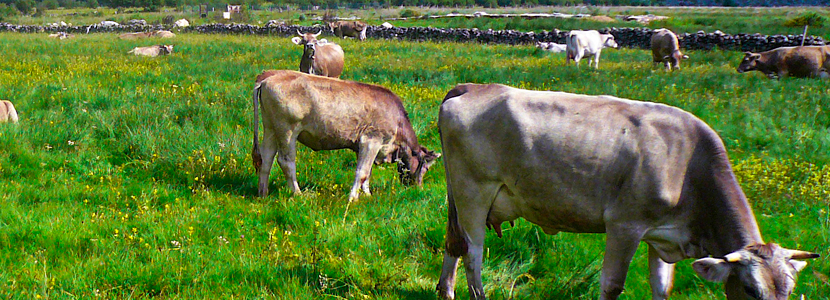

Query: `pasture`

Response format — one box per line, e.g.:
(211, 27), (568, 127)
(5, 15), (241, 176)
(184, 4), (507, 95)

(0, 23), (828, 299)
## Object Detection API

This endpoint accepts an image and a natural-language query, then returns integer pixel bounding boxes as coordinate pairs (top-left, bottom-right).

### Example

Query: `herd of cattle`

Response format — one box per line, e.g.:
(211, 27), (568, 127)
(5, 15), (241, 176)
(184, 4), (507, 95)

(1, 21), (826, 300)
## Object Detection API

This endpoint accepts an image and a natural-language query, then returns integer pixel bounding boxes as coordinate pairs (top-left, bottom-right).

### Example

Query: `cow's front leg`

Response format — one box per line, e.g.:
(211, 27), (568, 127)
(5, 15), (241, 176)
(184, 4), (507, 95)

(276, 129), (301, 194)
(593, 53), (601, 69)
(350, 137), (382, 200)
(648, 244), (675, 300)
(600, 226), (642, 300)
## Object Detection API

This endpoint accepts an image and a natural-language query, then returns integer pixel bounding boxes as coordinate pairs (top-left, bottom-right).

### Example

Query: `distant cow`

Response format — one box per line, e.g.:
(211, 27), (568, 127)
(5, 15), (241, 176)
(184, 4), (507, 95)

(0, 100), (18, 123)
(48, 32), (74, 40)
(251, 70), (440, 200)
(119, 31), (176, 40)
(436, 83), (819, 300)
(651, 28), (689, 71)
(535, 41), (567, 53)
(737, 45), (830, 79)
(119, 32), (155, 40)
(566, 30), (618, 69)
(291, 30), (345, 78)
(153, 30), (176, 38)
(328, 20), (368, 41)
(128, 45), (173, 57)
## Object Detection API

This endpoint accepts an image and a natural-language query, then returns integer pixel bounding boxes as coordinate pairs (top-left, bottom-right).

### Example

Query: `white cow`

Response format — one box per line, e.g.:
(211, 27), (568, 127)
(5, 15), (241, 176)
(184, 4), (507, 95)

(566, 30), (618, 69)
(535, 41), (567, 53)
(436, 83), (819, 300)
(128, 45), (174, 57)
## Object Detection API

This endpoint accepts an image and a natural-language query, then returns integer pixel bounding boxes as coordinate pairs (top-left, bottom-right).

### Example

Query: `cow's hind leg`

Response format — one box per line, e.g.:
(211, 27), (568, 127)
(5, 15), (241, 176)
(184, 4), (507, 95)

(275, 127), (301, 195)
(600, 226), (642, 300)
(648, 244), (675, 300)
(257, 130), (279, 197)
(349, 137), (382, 200)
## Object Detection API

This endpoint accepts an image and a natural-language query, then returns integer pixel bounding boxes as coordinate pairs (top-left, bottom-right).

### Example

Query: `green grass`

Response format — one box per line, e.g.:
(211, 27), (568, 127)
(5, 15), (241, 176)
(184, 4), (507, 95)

(0, 29), (828, 299)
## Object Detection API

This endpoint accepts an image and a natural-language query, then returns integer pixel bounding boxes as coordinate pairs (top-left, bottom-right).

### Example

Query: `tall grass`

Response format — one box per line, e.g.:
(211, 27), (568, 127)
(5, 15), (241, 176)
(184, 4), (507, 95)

(0, 31), (827, 299)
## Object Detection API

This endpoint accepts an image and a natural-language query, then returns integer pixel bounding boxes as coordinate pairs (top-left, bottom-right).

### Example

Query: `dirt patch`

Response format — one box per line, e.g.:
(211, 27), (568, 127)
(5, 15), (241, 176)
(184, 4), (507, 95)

(588, 15), (617, 23)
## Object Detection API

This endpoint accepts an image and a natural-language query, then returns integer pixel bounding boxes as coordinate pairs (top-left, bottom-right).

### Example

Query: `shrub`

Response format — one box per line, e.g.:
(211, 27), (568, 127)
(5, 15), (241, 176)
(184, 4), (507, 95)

(399, 8), (421, 18)
(784, 12), (827, 28)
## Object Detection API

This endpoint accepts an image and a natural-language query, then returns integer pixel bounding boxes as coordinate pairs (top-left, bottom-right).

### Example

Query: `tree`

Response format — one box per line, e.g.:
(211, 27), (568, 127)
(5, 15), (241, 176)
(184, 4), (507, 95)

(87, 0), (99, 8)
(14, 0), (32, 15)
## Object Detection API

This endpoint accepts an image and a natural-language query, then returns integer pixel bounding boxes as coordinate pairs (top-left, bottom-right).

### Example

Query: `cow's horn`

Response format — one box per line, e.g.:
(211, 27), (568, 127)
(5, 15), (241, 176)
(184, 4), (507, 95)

(789, 250), (820, 260)
(313, 29), (322, 37)
(724, 252), (743, 263)
(296, 29), (303, 36)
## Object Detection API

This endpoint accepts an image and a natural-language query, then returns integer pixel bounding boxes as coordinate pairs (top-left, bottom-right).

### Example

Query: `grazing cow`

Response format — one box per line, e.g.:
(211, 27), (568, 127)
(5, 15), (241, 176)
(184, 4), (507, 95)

(535, 41), (567, 53)
(651, 28), (689, 71)
(566, 30), (618, 69)
(251, 70), (440, 200)
(328, 20), (368, 41)
(0, 100), (18, 123)
(291, 30), (345, 78)
(128, 45), (173, 57)
(737, 45), (830, 79)
(436, 83), (819, 300)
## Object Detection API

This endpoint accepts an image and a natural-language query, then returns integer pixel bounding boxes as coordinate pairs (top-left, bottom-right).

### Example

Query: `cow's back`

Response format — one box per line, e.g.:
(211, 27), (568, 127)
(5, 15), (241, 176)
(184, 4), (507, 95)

(0, 100), (18, 123)
(440, 83), (708, 233)
(258, 70), (410, 150)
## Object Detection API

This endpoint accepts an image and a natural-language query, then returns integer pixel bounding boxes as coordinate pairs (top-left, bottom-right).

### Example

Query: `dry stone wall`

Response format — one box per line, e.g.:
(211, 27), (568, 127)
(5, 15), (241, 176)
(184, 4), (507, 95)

(0, 22), (825, 53)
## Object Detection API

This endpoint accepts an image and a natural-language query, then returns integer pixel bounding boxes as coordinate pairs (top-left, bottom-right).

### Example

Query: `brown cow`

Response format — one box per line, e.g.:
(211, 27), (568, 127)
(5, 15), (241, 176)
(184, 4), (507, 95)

(651, 28), (688, 71)
(0, 100), (18, 123)
(128, 45), (173, 57)
(436, 83), (819, 300)
(290, 30), (345, 78)
(251, 70), (440, 200)
(119, 32), (155, 40)
(328, 20), (368, 41)
(737, 45), (830, 79)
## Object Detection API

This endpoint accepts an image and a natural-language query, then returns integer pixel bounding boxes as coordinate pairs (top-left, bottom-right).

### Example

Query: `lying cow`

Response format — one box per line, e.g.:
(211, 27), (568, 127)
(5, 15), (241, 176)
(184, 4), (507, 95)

(737, 45), (830, 79)
(128, 45), (173, 57)
(119, 32), (155, 40)
(291, 30), (345, 78)
(329, 20), (368, 41)
(651, 28), (689, 71)
(566, 30), (618, 69)
(120, 30), (176, 40)
(251, 70), (440, 200)
(535, 41), (567, 53)
(48, 32), (74, 40)
(436, 83), (818, 300)
(0, 100), (19, 123)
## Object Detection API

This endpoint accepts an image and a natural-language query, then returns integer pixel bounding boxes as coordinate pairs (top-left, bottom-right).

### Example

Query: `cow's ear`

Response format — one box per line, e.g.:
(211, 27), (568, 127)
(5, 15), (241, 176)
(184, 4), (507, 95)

(750, 53), (761, 59)
(291, 37), (302, 45)
(692, 258), (734, 282)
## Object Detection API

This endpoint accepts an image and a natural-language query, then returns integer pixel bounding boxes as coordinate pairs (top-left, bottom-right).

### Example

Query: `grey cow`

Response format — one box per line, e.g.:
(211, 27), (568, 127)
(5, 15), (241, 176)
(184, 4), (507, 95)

(436, 83), (819, 300)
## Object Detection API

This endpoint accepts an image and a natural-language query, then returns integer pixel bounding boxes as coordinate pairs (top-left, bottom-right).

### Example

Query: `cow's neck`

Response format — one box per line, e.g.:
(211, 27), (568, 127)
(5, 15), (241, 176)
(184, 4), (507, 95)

(694, 148), (764, 257)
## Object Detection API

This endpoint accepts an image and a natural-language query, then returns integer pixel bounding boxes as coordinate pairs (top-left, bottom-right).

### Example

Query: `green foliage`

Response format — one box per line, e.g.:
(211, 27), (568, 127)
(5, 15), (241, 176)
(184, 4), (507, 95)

(0, 20), (828, 300)
(784, 12), (827, 28)
(398, 8), (420, 18)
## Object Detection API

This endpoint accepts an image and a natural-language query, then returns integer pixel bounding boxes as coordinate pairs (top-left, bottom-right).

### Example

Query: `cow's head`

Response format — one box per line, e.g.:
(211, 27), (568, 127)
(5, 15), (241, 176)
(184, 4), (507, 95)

(737, 52), (762, 73)
(693, 243), (818, 300)
(395, 146), (440, 186)
(291, 29), (322, 46)
(159, 45), (174, 55)
(602, 34), (619, 49)
(663, 50), (689, 70)
(328, 22), (338, 33)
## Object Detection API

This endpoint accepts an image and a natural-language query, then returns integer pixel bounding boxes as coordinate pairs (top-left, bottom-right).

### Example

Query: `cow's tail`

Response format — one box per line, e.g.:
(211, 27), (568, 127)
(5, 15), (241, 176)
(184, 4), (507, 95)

(251, 81), (263, 172)
(444, 175), (468, 258)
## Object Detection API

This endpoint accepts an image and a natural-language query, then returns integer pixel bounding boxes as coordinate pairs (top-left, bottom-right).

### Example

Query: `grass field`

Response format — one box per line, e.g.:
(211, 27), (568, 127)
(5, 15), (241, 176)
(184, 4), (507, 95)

(0, 22), (828, 299)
